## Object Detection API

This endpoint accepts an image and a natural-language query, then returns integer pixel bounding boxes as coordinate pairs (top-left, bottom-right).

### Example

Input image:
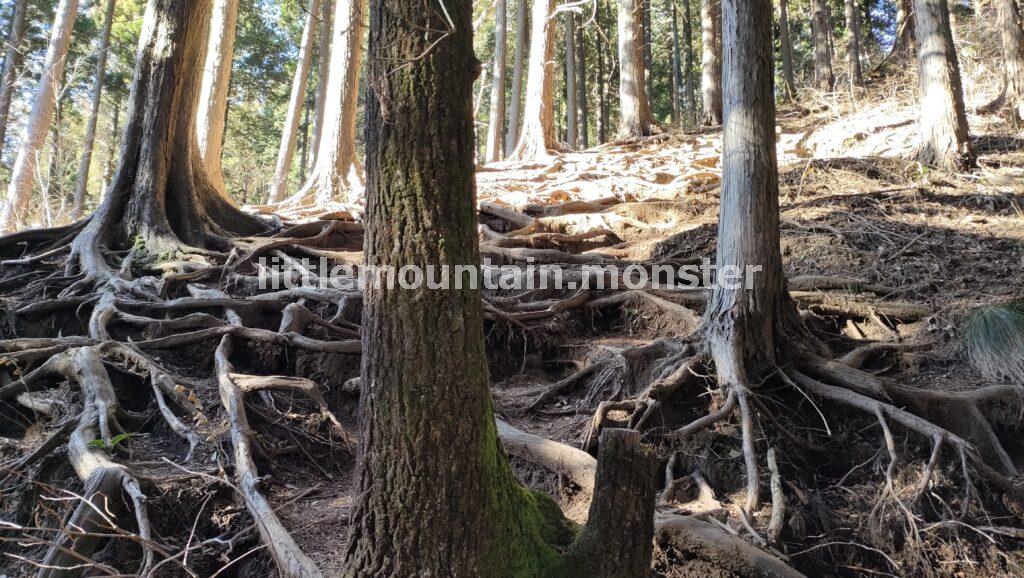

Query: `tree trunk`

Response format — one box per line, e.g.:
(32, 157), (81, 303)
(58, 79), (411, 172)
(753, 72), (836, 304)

(671, 0), (682, 124)
(101, 89), (122, 199)
(69, 0), (265, 281)
(0, 0), (80, 233)
(505, 0), (528, 155)
(810, 0), (836, 91)
(643, 0), (653, 100)
(619, 0), (655, 137)
(71, 0), (116, 219)
(700, 0), (722, 124)
(565, 10), (577, 148)
(596, 0), (608, 143)
(0, 0), (27, 160)
(309, 0), (334, 171)
(893, 0), (915, 56)
(844, 0), (864, 87)
(509, 0), (557, 160)
(913, 0), (974, 170)
(485, 0), (507, 162)
(682, 0), (696, 123)
(576, 22), (588, 148)
(286, 0), (365, 205)
(267, 0), (321, 204)
(346, 0), (654, 570)
(995, 0), (1024, 122)
(196, 0), (240, 195)
(704, 0), (804, 390)
(778, 0), (797, 98)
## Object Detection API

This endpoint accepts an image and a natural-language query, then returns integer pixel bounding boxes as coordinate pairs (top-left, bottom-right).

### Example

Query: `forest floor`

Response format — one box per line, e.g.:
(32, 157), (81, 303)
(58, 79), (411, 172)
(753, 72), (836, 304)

(2, 56), (1024, 578)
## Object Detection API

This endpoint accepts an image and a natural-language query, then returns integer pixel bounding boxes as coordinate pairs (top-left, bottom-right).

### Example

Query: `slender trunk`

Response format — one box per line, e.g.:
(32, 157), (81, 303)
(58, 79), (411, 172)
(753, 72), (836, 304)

(995, 0), (1024, 122)
(682, 0), (696, 123)
(71, 0), (116, 218)
(844, 0), (864, 87)
(291, 0), (366, 204)
(505, 0), (528, 155)
(893, 0), (915, 55)
(778, 0), (797, 98)
(671, 0), (681, 124)
(267, 0), (321, 204)
(913, 0), (974, 170)
(101, 90), (122, 200)
(345, 0), (654, 573)
(310, 0), (333, 170)
(810, 0), (836, 91)
(596, 0), (607, 143)
(643, 0), (653, 99)
(485, 0), (507, 163)
(565, 10), (577, 148)
(196, 0), (240, 195)
(0, 0), (80, 233)
(704, 0), (802, 385)
(577, 22), (588, 148)
(700, 0), (722, 124)
(509, 0), (557, 160)
(299, 96), (310, 181)
(619, 0), (655, 137)
(0, 0), (27, 158)
(46, 97), (62, 220)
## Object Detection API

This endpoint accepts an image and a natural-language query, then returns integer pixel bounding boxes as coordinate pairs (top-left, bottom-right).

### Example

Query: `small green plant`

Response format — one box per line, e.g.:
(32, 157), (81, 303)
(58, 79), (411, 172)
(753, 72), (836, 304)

(88, 432), (134, 450)
(965, 302), (1024, 385)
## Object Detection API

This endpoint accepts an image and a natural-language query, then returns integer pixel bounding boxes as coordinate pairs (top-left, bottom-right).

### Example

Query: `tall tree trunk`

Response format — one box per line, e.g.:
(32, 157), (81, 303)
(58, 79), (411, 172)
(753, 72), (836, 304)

(913, 0), (974, 170)
(71, 0), (116, 218)
(289, 0), (366, 204)
(565, 10), (577, 148)
(267, 0), (321, 204)
(299, 94), (311, 181)
(682, 0), (696, 123)
(309, 0), (333, 171)
(619, 0), (655, 137)
(596, 0), (608, 143)
(485, 0), (507, 162)
(995, 0), (1024, 122)
(844, 0), (864, 87)
(505, 0), (528, 155)
(809, 0), (836, 91)
(577, 22), (588, 148)
(671, 0), (681, 124)
(344, 0), (655, 573)
(778, 0), (797, 98)
(101, 89), (122, 199)
(509, 0), (557, 160)
(892, 0), (915, 56)
(0, 0), (80, 232)
(46, 96), (63, 221)
(643, 0), (653, 99)
(700, 0), (722, 124)
(196, 0), (240, 195)
(0, 0), (27, 159)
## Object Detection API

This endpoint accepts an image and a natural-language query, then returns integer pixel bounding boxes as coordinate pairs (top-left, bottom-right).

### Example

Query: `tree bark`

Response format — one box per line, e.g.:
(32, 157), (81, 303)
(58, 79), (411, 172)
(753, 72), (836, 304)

(810, 0), (836, 91)
(913, 0), (974, 170)
(995, 0), (1024, 122)
(286, 0), (365, 205)
(671, 0), (682, 124)
(565, 10), (577, 148)
(0, 0), (80, 232)
(0, 0), (27, 160)
(345, 0), (655, 573)
(485, 0), (507, 162)
(71, 0), (117, 218)
(643, 0), (653, 100)
(700, 0), (722, 124)
(576, 20), (588, 148)
(682, 0), (696, 123)
(267, 0), (322, 204)
(893, 0), (915, 56)
(844, 0), (864, 87)
(309, 0), (334, 170)
(505, 0), (528, 155)
(619, 0), (655, 137)
(196, 0), (240, 195)
(596, 0), (609, 143)
(778, 0), (797, 98)
(509, 0), (557, 160)
(69, 0), (265, 277)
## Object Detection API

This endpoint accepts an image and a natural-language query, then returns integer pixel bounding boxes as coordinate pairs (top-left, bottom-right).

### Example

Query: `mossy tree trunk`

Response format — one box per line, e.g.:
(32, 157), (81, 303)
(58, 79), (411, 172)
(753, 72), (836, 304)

(344, 0), (655, 574)
(912, 0), (975, 171)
